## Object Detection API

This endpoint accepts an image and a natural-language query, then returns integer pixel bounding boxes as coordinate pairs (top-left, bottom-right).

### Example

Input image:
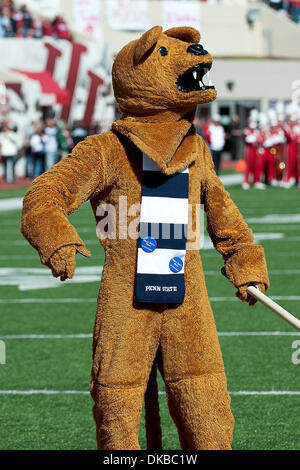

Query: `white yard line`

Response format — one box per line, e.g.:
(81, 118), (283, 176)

(265, 252), (300, 257)
(0, 298), (97, 303)
(246, 214), (300, 224)
(0, 256), (104, 260)
(0, 334), (93, 339)
(0, 198), (23, 212)
(0, 390), (90, 395)
(1, 331), (300, 340)
(266, 237), (300, 242)
(219, 174), (243, 186)
(228, 391), (300, 396)
(218, 331), (300, 336)
(0, 389), (299, 396)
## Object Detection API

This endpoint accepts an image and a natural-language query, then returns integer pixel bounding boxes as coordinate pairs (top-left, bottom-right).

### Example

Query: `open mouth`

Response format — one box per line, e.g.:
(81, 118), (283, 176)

(176, 63), (215, 93)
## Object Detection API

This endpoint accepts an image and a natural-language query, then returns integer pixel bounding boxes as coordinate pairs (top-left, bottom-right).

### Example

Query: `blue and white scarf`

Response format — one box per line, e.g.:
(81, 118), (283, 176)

(136, 154), (189, 304)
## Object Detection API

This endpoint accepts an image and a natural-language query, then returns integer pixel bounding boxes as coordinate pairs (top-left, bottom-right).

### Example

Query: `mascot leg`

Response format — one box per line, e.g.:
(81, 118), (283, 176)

(164, 372), (234, 450)
(90, 300), (162, 450)
(92, 384), (145, 450)
(160, 300), (234, 450)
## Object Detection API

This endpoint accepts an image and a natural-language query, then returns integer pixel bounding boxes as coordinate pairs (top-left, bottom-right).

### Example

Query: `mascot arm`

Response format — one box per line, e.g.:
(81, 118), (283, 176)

(21, 136), (106, 272)
(201, 139), (269, 303)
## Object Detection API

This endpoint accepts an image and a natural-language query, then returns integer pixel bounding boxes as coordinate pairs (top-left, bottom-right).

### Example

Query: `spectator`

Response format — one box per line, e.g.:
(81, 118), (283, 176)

(56, 121), (71, 160)
(30, 122), (45, 178)
(0, 1), (71, 39)
(0, 120), (20, 183)
(228, 114), (242, 161)
(0, 17), (4, 37)
(289, 0), (300, 22)
(193, 116), (205, 139)
(0, 8), (14, 37)
(19, 3), (32, 37)
(52, 15), (71, 41)
(206, 114), (226, 175)
(202, 118), (212, 149)
(269, 0), (283, 11)
(42, 19), (53, 37)
(23, 120), (35, 178)
(44, 117), (58, 170)
(61, 122), (73, 152)
(33, 16), (43, 39)
(281, 0), (300, 22)
(11, 8), (23, 36)
(71, 121), (88, 148)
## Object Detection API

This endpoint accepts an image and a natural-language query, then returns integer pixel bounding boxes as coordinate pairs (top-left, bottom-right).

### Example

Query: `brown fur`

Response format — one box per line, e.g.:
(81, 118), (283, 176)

(21, 26), (269, 450)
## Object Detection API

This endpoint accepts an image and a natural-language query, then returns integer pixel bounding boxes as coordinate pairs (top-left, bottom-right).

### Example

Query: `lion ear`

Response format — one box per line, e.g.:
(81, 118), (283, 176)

(134, 26), (162, 65)
(164, 27), (200, 44)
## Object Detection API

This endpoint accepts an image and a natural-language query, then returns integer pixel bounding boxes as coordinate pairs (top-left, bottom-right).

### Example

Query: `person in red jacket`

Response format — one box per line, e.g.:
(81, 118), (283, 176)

(42, 19), (53, 37)
(202, 118), (211, 148)
(283, 0), (300, 23)
(283, 110), (300, 187)
(52, 15), (71, 41)
(271, 112), (286, 184)
(242, 118), (265, 190)
(260, 112), (285, 186)
(258, 114), (275, 186)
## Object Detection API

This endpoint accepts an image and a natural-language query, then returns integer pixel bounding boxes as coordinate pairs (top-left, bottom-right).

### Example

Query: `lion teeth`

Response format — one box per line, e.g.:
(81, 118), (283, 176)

(202, 71), (209, 85)
(193, 71), (197, 79)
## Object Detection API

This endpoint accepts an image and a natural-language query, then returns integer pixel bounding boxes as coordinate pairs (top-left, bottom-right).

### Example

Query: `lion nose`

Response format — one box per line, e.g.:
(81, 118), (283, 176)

(187, 44), (208, 56)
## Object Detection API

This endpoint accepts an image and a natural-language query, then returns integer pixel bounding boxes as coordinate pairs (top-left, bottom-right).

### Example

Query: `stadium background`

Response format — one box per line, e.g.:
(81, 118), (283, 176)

(0, 0), (300, 450)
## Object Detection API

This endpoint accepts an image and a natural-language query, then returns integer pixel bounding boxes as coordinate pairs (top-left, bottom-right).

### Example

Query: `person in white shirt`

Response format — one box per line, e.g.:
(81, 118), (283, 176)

(207, 114), (226, 175)
(0, 121), (20, 183)
(30, 123), (46, 178)
(44, 118), (58, 171)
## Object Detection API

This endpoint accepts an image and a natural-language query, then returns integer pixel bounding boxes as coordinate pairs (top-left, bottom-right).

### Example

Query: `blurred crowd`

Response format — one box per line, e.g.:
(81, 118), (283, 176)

(267, 0), (300, 24)
(0, 118), (88, 183)
(1, 105), (299, 188)
(0, 1), (72, 39)
(195, 103), (300, 189)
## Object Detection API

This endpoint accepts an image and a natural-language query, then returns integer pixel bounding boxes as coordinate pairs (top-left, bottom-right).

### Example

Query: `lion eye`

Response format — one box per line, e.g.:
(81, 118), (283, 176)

(159, 46), (168, 56)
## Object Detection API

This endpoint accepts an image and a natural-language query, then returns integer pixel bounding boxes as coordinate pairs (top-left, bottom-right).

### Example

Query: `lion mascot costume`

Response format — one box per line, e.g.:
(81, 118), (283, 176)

(21, 26), (269, 450)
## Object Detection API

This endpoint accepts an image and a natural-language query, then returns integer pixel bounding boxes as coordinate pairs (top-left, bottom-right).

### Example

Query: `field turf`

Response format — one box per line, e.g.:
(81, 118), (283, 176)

(0, 182), (299, 450)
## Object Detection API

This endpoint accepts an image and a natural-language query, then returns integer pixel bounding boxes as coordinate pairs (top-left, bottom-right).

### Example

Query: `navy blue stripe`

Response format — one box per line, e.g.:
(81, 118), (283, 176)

(136, 274), (185, 303)
(142, 171), (189, 199)
(138, 223), (187, 250)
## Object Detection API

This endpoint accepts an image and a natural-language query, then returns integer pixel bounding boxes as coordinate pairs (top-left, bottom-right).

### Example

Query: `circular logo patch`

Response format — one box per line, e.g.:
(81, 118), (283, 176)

(169, 257), (183, 273)
(141, 236), (157, 253)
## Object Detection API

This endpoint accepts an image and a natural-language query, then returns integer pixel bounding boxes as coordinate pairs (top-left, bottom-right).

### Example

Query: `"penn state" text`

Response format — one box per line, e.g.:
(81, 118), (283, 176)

(145, 285), (178, 292)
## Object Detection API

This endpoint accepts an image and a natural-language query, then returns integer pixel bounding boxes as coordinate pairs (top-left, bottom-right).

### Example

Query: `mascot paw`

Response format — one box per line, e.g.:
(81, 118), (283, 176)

(47, 245), (90, 281)
(236, 282), (266, 306)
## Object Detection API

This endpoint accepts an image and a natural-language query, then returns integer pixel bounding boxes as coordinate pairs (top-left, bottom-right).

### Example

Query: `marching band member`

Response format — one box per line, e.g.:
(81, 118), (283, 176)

(259, 111), (284, 186)
(283, 105), (300, 188)
(242, 116), (265, 189)
(268, 110), (286, 185)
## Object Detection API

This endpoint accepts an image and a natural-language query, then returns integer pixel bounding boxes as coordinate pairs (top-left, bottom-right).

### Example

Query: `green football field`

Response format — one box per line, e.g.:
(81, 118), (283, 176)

(0, 182), (299, 450)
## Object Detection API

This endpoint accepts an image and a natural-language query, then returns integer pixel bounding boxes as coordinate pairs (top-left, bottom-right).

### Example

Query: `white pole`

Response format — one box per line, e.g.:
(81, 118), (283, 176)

(247, 286), (300, 332)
